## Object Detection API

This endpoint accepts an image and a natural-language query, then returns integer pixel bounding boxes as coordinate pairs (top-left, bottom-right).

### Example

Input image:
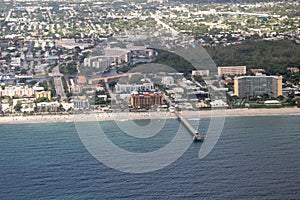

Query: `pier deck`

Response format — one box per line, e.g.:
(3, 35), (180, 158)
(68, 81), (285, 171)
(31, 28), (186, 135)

(174, 111), (203, 140)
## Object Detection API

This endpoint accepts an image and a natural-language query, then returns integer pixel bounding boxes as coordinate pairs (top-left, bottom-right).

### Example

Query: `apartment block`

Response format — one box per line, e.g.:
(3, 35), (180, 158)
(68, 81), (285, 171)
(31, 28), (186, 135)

(234, 75), (282, 98)
(218, 66), (247, 76)
(130, 91), (164, 109)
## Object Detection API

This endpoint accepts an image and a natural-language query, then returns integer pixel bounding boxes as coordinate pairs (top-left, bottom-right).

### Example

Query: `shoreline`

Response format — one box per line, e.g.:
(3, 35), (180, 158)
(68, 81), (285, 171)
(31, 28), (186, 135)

(0, 107), (300, 125)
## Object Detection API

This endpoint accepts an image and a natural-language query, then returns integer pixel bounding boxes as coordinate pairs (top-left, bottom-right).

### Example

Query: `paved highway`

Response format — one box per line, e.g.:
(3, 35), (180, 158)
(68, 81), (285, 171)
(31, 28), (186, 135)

(52, 66), (66, 99)
(150, 12), (179, 37)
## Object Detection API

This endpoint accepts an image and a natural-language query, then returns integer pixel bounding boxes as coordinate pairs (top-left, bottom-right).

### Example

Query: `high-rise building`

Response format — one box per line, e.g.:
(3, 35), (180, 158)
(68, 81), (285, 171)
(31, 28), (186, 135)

(234, 75), (282, 98)
(130, 91), (164, 109)
(218, 66), (247, 76)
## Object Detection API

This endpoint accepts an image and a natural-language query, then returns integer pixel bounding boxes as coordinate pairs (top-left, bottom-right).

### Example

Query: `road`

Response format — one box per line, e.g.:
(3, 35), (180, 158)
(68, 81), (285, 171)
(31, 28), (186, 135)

(192, 10), (269, 17)
(52, 66), (66, 99)
(150, 12), (179, 37)
(5, 9), (13, 21)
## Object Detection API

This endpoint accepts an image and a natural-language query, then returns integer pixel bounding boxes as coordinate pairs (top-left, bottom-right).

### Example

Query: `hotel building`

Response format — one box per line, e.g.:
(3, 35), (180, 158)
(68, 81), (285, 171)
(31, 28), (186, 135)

(234, 75), (282, 98)
(130, 91), (164, 109)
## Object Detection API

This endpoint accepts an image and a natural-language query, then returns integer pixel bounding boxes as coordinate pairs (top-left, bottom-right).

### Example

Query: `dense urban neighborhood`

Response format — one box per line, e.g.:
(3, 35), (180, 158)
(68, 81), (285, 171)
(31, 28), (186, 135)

(0, 0), (300, 115)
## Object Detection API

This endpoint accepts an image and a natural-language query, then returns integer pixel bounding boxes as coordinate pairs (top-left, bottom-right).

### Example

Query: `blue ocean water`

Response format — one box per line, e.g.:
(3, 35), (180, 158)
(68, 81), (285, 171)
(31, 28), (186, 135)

(0, 116), (300, 199)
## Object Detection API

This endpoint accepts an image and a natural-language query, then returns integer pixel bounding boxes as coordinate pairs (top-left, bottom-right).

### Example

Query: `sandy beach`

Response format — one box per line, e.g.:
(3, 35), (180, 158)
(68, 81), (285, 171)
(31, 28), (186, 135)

(0, 107), (300, 124)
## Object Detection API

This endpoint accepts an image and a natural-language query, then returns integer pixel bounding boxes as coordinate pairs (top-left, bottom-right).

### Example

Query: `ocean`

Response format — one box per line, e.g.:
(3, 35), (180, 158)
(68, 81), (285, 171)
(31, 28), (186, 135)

(0, 115), (300, 199)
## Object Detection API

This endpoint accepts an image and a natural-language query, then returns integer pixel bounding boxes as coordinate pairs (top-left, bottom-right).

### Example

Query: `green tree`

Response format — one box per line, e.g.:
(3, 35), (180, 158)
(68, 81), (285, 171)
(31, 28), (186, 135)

(49, 78), (56, 97)
(205, 40), (300, 75)
(14, 101), (22, 112)
(39, 81), (49, 91)
(34, 97), (50, 103)
(29, 80), (38, 86)
(21, 69), (27, 75)
(8, 98), (13, 107)
(59, 64), (78, 75)
(57, 104), (65, 112)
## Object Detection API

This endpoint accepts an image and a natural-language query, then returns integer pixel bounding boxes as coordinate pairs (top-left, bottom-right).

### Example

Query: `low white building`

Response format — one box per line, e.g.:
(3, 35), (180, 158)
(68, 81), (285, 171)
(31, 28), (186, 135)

(61, 102), (74, 111)
(0, 103), (10, 113)
(114, 82), (154, 93)
(192, 70), (210, 77)
(97, 95), (108, 101)
(36, 101), (60, 112)
(210, 100), (228, 108)
(71, 99), (89, 110)
(166, 87), (184, 94)
(264, 100), (281, 105)
(21, 102), (35, 113)
(162, 76), (175, 86)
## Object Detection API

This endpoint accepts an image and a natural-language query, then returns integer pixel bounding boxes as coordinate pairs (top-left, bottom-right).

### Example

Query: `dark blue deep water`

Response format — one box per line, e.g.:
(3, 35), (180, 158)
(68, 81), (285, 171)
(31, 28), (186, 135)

(0, 116), (300, 199)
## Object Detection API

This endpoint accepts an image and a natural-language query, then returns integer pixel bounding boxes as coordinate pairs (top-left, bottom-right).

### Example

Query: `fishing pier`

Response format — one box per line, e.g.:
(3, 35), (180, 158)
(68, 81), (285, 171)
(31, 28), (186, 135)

(174, 111), (204, 142)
